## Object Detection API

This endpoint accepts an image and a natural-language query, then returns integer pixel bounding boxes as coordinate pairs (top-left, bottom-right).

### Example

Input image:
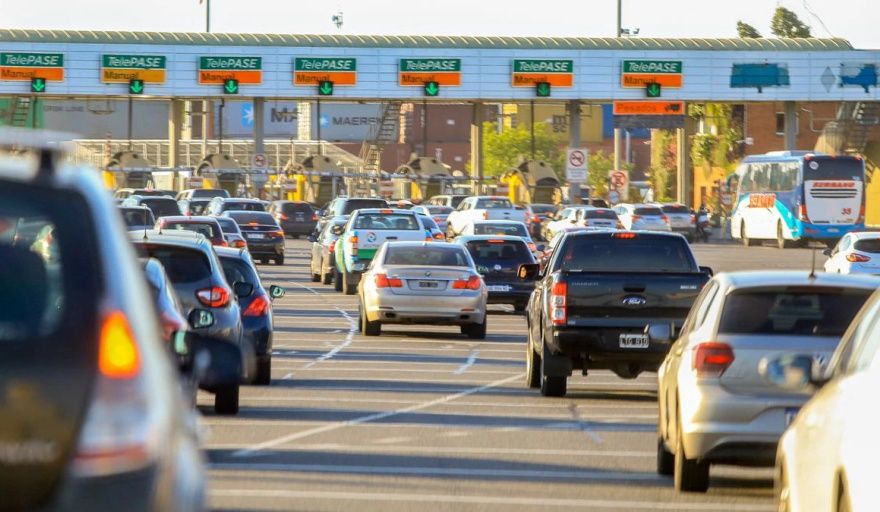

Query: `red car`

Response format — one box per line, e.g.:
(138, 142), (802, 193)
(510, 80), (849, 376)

(154, 215), (227, 246)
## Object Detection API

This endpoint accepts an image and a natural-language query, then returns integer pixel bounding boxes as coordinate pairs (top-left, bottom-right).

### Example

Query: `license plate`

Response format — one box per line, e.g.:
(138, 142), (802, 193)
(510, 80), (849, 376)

(247, 233), (265, 239)
(418, 281), (439, 288)
(828, 228), (839, 233)
(295, 215), (305, 221)
(487, 285), (511, 292)
(619, 334), (649, 348)
(784, 408), (800, 427)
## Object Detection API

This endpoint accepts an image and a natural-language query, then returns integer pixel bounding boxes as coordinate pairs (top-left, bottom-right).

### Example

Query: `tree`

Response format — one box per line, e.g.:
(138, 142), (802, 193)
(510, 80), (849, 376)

(771, 7), (812, 38)
(481, 122), (566, 179)
(736, 21), (762, 38)
(649, 130), (677, 202)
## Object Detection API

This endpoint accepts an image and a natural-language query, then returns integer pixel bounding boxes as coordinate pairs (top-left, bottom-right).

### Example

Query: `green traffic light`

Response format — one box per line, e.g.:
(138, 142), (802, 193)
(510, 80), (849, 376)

(646, 82), (661, 98)
(535, 82), (551, 97)
(30, 77), (46, 93)
(224, 79), (239, 94)
(129, 79), (144, 94)
(424, 81), (439, 97)
(318, 81), (334, 96)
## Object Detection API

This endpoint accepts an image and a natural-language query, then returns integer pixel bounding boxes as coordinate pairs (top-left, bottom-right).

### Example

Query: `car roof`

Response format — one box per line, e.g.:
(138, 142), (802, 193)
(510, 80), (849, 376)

(214, 245), (252, 260)
(455, 235), (527, 243)
(353, 208), (415, 215)
(849, 231), (880, 240)
(131, 194), (175, 200)
(220, 197), (264, 203)
(470, 219), (526, 225)
(129, 230), (213, 250)
(384, 241), (466, 249)
(119, 205), (151, 210)
(717, 271), (880, 290)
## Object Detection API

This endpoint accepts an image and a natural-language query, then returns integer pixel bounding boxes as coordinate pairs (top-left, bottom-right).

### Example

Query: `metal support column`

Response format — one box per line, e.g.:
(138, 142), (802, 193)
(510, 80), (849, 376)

(422, 99), (429, 156)
(676, 127), (691, 206)
(253, 97), (265, 156)
(567, 100), (581, 204)
(784, 101), (797, 151)
(168, 99), (183, 168)
(470, 102), (484, 184)
(613, 128), (622, 170)
(126, 96), (133, 150)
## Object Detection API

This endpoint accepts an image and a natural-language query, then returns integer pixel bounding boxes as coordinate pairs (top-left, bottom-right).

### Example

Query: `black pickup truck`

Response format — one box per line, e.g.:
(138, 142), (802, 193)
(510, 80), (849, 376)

(521, 230), (712, 397)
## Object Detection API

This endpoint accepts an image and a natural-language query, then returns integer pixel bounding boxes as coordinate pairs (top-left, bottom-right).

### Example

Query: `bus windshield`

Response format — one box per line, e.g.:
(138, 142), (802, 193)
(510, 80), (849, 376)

(803, 158), (864, 182)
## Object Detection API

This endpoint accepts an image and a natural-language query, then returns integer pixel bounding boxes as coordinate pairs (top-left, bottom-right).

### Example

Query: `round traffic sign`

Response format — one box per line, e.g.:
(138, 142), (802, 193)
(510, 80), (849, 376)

(251, 153), (268, 169)
(610, 171), (627, 189)
(568, 150), (586, 168)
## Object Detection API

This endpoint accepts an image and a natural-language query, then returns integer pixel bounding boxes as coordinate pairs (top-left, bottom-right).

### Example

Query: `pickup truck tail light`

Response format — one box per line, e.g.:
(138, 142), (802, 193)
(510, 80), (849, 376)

(482, 211), (489, 220)
(550, 282), (567, 326)
(847, 253), (871, 263)
(350, 235), (359, 257)
(693, 342), (735, 377)
(375, 273), (403, 288)
(452, 275), (482, 290)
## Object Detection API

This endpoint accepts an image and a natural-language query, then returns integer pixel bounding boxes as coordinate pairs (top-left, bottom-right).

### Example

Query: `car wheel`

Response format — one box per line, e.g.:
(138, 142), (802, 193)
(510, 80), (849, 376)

(525, 327), (541, 389)
(657, 436), (674, 476)
(362, 306), (381, 336)
(741, 223), (759, 247)
(254, 357), (271, 386)
(275, 256), (285, 266)
(214, 385), (240, 415)
(322, 271), (333, 285)
(462, 317), (487, 339)
(539, 338), (566, 397)
(334, 269), (343, 292)
(343, 272), (357, 295)
(674, 421), (710, 492)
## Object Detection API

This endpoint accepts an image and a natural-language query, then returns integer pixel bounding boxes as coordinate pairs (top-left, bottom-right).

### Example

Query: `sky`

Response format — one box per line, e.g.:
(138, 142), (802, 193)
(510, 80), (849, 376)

(2, 0), (878, 49)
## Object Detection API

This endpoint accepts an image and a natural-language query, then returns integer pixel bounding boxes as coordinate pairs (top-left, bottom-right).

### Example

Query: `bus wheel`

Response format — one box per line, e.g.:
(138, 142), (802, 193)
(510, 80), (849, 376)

(741, 223), (759, 247)
(777, 223), (793, 249)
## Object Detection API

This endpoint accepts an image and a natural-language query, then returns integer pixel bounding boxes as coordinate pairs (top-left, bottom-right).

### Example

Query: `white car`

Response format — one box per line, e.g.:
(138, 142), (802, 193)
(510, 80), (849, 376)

(772, 287), (880, 512)
(579, 207), (620, 229)
(445, 196), (524, 238)
(458, 220), (538, 253)
(614, 203), (671, 232)
(823, 231), (880, 274)
(542, 206), (591, 240)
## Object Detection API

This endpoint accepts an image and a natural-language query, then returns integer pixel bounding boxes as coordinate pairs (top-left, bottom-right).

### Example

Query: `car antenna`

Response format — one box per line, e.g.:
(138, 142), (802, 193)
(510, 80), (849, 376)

(809, 248), (818, 280)
(142, 207), (149, 240)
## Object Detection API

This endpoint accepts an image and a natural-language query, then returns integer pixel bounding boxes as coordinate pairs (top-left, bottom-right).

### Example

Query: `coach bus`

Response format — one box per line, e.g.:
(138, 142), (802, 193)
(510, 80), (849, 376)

(730, 151), (865, 248)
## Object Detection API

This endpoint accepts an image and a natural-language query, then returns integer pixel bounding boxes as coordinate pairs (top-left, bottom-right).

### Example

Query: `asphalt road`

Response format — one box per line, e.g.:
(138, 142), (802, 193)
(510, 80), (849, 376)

(203, 241), (816, 512)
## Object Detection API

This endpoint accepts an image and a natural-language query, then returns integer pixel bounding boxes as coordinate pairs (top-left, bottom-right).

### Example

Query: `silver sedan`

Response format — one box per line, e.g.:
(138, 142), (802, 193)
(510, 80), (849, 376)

(357, 242), (488, 338)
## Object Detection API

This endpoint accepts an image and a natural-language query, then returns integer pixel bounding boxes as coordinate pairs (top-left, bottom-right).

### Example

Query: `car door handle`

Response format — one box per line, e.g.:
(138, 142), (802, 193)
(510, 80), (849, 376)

(386, 236), (398, 240)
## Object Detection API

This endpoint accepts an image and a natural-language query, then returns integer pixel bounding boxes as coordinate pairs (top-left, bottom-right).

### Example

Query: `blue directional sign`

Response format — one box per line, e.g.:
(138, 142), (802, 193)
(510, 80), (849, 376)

(840, 64), (877, 93)
(730, 63), (790, 93)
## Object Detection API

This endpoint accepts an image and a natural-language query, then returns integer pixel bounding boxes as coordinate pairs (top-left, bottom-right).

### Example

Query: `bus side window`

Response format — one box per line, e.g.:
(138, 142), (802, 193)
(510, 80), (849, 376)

(739, 164), (754, 194)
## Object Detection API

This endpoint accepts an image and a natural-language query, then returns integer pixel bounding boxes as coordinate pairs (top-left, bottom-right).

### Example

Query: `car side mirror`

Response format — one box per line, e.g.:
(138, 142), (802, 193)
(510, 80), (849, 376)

(517, 263), (539, 280)
(269, 285), (285, 299)
(187, 309), (215, 329)
(699, 266), (714, 278)
(759, 354), (829, 392)
(233, 281), (254, 298)
(645, 323), (672, 343)
(332, 225), (344, 236)
(822, 248), (833, 257)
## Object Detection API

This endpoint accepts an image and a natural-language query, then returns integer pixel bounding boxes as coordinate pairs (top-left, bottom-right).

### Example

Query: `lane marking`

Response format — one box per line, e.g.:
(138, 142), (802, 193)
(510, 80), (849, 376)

(207, 488), (772, 511)
(453, 349), (480, 375)
(281, 372), (294, 380)
(209, 443), (655, 458)
(231, 373), (524, 457)
(569, 403), (603, 444)
(224, 395), (657, 411)
(302, 305), (357, 369)
(288, 281), (321, 297)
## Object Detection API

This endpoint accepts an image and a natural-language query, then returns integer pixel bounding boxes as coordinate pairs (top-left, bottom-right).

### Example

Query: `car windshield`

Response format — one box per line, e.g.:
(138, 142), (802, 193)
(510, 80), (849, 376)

(718, 287), (872, 336)
(661, 205), (690, 214)
(557, 235), (695, 273)
(223, 201), (265, 212)
(163, 221), (219, 239)
(135, 245), (212, 283)
(473, 223), (527, 237)
(121, 208), (155, 227)
(421, 216), (439, 230)
(216, 217), (240, 233)
(191, 189), (228, 199)
(186, 200), (210, 215)
(354, 213), (419, 230)
(227, 212), (277, 225)
(583, 209), (618, 220)
(385, 246), (471, 267)
(475, 198), (512, 209)
(141, 198), (181, 218)
(853, 239), (880, 253)
(634, 207), (663, 216)
(339, 199), (387, 215)
(466, 240), (533, 263)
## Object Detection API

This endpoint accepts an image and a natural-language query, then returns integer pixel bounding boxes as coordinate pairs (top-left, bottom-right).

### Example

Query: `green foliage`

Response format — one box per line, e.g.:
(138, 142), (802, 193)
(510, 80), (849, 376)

(585, 150), (617, 197)
(771, 7), (812, 38)
(736, 21), (762, 38)
(481, 122), (566, 179)
(649, 130), (676, 202)
(688, 104), (744, 173)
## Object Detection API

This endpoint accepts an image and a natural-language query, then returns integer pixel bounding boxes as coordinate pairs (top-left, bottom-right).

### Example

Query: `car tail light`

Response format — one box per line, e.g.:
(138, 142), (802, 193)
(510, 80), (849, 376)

(661, 215), (670, 224)
(452, 275), (482, 290)
(433, 232), (446, 240)
(270, 230), (285, 238)
(847, 253), (871, 263)
(550, 281), (567, 326)
(613, 232), (637, 239)
(375, 273), (403, 288)
(690, 214), (696, 224)
(434, 216), (443, 223)
(328, 240), (336, 253)
(350, 235), (359, 256)
(482, 211), (489, 220)
(532, 215), (541, 223)
(632, 215), (642, 222)
(72, 311), (158, 477)
(692, 342), (735, 377)
(232, 239), (247, 249)
(196, 286), (230, 308)
(215, 239), (228, 247)
(243, 294), (271, 316)
(278, 213), (289, 221)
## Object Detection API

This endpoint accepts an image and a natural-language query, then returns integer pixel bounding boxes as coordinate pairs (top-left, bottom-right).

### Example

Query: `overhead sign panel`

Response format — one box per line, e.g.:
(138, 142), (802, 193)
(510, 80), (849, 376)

(613, 101), (685, 116)
(101, 55), (166, 84)
(730, 63), (789, 92)
(0, 52), (64, 81)
(399, 59), (461, 86)
(621, 60), (682, 88)
(512, 60), (573, 87)
(294, 57), (357, 86)
(198, 56), (262, 85)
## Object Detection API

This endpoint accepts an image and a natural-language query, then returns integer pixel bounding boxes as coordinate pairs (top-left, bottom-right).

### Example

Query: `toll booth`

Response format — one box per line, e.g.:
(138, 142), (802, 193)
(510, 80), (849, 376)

(393, 155), (454, 201)
(196, 153), (245, 196)
(284, 155), (344, 205)
(500, 159), (562, 205)
(103, 150), (155, 190)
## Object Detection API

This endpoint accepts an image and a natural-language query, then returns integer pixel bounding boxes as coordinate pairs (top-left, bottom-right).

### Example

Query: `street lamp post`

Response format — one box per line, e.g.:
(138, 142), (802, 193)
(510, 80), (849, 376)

(616, 0), (622, 38)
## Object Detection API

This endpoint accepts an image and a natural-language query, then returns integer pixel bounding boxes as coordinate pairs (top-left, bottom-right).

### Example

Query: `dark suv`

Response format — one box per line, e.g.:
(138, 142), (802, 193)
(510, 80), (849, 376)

(0, 131), (205, 510)
(268, 200), (316, 238)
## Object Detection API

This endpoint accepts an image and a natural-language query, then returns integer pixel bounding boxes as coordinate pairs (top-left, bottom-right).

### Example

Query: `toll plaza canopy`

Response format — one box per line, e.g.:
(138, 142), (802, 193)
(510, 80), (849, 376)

(0, 29), (877, 102)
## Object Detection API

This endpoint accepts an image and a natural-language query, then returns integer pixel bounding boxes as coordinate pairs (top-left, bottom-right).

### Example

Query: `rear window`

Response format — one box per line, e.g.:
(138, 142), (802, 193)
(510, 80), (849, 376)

(853, 239), (880, 253)
(530, 205), (556, 214)
(803, 158), (864, 182)
(421, 216), (439, 230)
(583, 209), (618, 220)
(281, 202), (315, 214)
(718, 287), (871, 336)
(634, 207), (663, 216)
(227, 212), (277, 225)
(135, 246), (212, 284)
(186, 200), (210, 215)
(385, 246), (471, 267)
(191, 189), (228, 199)
(223, 201), (265, 212)
(120, 208), (155, 227)
(449, 196), (467, 208)
(216, 217), (240, 233)
(163, 221), (219, 239)
(354, 213), (419, 230)
(142, 198), (181, 218)
(473, 223), (527, 237)
(475, 198), (512, 209)
(220, 256), (259, 288)
(661, 205), (690, 214)
(466, 240), (533, 262)
(556, 235), (695, 273)
(339, 199), (387, 215)
(428, 206), (454, 215)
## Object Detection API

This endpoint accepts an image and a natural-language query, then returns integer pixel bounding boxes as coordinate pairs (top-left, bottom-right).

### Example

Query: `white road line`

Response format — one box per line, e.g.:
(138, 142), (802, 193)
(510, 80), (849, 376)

(281, 372), (294, 380)
(302, 305), (357, 369)
(231, 373), (524, 457)
(210, 443), (655, 458)
(283, 367), (513, 376)
(207, 488), (772, 511)
(288, 281), (321, 297)
(228, 395), (658, 411)
(453, 349), (480, 375)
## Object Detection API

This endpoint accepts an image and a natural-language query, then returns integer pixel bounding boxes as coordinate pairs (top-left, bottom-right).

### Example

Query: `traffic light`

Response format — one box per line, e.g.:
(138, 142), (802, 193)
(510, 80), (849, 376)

(424, 81), (439, 97)
(646, 82), (661, 98)
(129, 79), (144, 95)
(535, 82), (551, 97)
(318, 80), (334, 96)
(30, 77), (46, 93)
(223, 79), (239, 95)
